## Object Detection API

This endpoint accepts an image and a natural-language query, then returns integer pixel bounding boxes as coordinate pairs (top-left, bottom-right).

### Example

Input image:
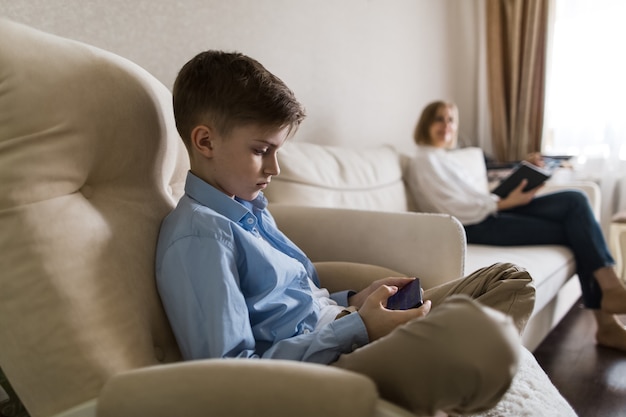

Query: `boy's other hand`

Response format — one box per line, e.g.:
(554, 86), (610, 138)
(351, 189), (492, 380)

(348, 277), (417, 309)
(358, 285), (432, 341)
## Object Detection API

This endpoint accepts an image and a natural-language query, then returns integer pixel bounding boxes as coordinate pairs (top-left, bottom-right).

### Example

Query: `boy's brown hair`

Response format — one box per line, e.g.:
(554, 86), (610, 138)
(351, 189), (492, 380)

(173, 50), (306, 148)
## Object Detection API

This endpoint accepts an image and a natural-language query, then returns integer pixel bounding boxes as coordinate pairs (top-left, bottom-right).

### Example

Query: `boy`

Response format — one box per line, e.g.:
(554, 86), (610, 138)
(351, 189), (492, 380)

(156, 50), (535, 415)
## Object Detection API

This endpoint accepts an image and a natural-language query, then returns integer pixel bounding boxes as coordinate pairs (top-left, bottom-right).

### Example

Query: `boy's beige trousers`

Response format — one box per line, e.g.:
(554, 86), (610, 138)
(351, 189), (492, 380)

(332, 262), (535, 416)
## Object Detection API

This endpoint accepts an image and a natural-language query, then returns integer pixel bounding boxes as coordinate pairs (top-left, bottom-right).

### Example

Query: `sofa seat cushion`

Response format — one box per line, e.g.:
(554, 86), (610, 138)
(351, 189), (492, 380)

(465, 244), (577, 314)
(266, 141), (409, 212)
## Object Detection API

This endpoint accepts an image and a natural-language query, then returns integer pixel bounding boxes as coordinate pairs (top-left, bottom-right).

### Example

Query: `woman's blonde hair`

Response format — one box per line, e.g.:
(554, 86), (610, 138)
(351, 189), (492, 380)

(413, 101), (459, 149)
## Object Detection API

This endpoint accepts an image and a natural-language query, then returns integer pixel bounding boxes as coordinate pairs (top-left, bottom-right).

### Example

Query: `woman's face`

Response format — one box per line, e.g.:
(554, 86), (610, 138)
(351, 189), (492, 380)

(428, 105), (457, 148)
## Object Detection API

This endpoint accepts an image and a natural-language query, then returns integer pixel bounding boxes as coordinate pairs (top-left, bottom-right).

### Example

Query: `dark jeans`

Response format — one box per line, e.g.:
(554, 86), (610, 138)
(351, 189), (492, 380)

(464, 190), (614, 309)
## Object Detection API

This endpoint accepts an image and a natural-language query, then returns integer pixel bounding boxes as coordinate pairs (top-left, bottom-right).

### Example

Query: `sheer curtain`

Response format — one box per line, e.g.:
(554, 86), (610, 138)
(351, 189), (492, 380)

(543, 0), (626, 233)
(543, 0), (626, 174)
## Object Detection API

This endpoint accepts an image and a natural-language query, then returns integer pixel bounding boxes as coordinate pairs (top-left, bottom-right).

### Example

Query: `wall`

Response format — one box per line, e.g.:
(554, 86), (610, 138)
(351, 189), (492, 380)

(1, 0), (484, 153)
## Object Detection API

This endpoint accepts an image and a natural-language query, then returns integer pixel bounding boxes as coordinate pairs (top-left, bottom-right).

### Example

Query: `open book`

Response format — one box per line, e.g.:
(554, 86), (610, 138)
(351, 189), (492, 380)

(491, 161), (552, 198)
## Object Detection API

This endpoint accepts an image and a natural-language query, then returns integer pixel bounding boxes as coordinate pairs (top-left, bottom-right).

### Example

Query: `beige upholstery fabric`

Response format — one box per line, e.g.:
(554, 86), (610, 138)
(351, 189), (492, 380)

(97, 360), (378, 417)
(265, 141), (409, 212)
(269, 204), (467, 289)
(0, 19), (190, 415)
(314, 261), (407, 294)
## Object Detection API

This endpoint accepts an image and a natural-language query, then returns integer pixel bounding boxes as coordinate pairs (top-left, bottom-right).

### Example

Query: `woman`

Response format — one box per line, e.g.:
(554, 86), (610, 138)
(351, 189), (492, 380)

(407, 100), (626, 352)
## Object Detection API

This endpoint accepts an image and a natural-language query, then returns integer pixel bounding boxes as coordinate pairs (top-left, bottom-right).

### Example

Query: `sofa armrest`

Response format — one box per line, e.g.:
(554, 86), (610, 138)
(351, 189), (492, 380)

(540, 180), (601, 218)
(97, 360), (378, 417)
(269, 204), (467, 289)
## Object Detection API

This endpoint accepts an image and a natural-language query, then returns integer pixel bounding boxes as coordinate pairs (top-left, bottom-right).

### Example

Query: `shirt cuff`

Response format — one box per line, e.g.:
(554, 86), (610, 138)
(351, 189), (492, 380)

(330, 289), (355, 306)
(489, 193), (500, 213)
(331, 310), (370, 349)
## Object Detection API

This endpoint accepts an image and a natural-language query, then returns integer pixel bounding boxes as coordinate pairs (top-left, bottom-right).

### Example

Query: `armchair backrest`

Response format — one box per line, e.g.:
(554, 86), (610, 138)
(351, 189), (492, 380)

(0, 19), (189, 417)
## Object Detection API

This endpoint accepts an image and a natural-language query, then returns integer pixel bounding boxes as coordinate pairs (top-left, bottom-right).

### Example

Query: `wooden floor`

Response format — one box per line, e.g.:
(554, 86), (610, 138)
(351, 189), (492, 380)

(533, 299), (626, 417)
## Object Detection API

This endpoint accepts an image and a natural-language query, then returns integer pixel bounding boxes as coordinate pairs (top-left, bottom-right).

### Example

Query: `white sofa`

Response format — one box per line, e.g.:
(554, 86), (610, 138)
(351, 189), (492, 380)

(265, 141), (601, 350)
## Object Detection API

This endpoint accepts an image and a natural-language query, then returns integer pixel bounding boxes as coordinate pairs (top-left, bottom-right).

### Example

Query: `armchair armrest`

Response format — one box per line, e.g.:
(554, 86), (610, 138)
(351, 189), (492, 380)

(97, 359), (378, 417)
(314, 261), (408, 293)
(269, 204), (467, 289)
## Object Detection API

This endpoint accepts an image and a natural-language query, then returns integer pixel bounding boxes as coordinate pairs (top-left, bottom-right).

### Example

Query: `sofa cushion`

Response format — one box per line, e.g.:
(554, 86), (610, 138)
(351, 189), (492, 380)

(266, 141), (409, 212)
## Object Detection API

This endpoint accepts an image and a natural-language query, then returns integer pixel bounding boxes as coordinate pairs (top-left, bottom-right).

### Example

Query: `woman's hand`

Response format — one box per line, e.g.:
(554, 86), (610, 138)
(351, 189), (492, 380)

(497, 179), (542, 211)
(357, 284), (432, 341)
(525, 152), (545, 168)
(348, 277), (417, 309)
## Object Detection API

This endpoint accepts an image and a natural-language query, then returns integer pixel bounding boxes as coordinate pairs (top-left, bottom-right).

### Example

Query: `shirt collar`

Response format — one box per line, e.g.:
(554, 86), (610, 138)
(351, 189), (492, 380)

(184, 171), (268, 230)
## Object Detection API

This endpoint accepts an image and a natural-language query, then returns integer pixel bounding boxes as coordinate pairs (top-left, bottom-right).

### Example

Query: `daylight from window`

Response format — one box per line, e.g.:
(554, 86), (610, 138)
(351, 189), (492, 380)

(542, 0), (626, 172)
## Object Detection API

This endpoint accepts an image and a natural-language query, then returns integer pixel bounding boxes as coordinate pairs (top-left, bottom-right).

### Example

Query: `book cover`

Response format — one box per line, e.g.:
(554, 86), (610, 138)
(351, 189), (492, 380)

(492, 161), (552, 198)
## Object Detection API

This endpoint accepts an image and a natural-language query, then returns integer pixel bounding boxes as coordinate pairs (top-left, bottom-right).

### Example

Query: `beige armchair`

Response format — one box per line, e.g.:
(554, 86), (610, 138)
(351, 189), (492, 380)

(0, 18), (472, 417)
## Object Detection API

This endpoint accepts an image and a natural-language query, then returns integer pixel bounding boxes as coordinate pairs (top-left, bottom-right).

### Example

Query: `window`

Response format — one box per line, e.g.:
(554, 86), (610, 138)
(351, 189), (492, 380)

(542, 0), (626, 171)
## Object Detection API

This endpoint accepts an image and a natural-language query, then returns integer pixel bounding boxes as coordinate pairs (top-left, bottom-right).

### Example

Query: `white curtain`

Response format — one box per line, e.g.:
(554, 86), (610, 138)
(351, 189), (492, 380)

(543, 0), (626, 233)
(543, 0), (626, 172)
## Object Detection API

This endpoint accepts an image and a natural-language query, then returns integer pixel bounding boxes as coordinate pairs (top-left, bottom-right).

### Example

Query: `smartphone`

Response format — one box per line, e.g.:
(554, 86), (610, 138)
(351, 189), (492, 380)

(386, 278), (423, 310)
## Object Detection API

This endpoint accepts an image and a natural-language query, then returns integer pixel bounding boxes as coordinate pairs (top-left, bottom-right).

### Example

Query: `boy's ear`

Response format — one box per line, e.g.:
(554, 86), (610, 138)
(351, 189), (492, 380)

(190, 125), (215, 158)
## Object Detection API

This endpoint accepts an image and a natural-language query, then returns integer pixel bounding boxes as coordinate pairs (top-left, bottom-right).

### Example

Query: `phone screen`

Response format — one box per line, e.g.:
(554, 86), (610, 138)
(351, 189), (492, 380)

(386, 278), (423, 310)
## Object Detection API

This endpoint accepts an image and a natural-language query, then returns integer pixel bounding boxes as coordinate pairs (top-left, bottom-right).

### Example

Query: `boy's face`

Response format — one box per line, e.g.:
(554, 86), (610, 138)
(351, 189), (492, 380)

(196, 123), (289, 201)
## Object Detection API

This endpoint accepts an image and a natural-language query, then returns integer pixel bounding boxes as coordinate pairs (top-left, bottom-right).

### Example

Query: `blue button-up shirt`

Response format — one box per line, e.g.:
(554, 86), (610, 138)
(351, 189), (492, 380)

(156, 172), (368, 364)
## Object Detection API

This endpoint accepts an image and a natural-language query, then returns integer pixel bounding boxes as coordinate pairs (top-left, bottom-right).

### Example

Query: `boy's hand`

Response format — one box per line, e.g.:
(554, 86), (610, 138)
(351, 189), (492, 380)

(358, 285), (432, 341)
(348, 277), (417, 309)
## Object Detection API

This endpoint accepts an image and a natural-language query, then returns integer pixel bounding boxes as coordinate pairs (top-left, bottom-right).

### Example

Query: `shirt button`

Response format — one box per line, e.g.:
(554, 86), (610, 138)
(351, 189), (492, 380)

(247, 218), (254, 224)
(303, 329), (310, 334)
